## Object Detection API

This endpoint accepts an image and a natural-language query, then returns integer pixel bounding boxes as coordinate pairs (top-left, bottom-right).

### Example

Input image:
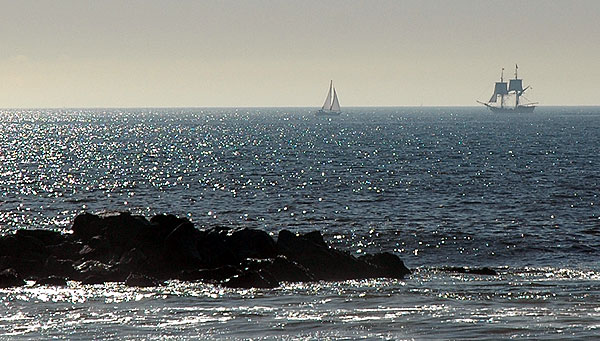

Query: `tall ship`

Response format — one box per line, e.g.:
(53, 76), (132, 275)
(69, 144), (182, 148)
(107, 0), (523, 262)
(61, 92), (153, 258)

(478, 65), (537, 113)
(316, 80), (341, 116)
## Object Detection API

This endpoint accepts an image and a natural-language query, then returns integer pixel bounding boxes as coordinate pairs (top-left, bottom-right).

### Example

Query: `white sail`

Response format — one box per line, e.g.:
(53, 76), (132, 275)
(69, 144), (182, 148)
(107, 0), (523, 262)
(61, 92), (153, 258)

(330, 88), (341, 112)
(321, 80), (332, 110)
(316, 80), (341, 116)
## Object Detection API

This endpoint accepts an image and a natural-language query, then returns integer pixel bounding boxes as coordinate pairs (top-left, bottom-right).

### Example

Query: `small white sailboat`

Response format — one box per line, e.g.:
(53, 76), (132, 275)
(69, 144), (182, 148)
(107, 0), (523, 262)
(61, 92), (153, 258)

(316, 80), (341, 116)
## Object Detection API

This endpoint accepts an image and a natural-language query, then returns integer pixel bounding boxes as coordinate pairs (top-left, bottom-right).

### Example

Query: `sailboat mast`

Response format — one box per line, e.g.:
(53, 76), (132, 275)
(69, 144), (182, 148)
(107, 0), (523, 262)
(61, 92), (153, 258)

(500, 68), (505, 108)
(328, 81), (333, 111)
(514, 64), (519, 108)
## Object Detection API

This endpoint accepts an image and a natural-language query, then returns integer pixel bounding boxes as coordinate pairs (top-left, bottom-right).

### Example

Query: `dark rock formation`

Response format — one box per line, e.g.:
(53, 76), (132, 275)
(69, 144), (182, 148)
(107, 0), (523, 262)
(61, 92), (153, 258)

(223, 270), (278, 289)
(276, 229), (410, 281)
(359, 252), (411, 279)
(0, 268), (25, 288)
(227, 228), (278, 260)
(76, 260), (125, 284)
(441, 266), (498, 276)
(36, 276), (68, 286)
(44, 256), (76, 278)
(178, 266), (241, 283)
(0, 211), (413, 288)
(164, 222), (204, 269)
(125, 273), (161, 287)
(71, 213), (104, 241)
(245, 256), (316, 283)
(15, 229), (64, 246)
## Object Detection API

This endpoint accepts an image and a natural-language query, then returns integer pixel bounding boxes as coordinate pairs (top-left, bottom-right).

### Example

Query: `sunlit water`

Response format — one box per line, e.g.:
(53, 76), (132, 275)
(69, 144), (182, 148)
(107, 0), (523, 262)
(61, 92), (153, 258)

(1, 107), (599, 339)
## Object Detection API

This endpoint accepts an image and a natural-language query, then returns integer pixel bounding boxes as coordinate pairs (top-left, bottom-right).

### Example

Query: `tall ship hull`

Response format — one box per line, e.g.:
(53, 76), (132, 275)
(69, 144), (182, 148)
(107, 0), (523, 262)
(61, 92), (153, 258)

(488, 105), (535, 113)
(479, 65), (537, 113)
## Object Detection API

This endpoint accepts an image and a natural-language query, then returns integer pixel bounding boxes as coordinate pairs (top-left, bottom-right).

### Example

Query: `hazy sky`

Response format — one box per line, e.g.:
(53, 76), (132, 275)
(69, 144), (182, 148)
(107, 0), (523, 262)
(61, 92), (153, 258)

(1, 0), (599, 107)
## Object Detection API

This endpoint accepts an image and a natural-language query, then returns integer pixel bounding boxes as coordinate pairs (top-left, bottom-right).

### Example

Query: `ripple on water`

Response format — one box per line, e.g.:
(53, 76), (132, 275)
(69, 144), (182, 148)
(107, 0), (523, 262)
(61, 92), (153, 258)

(0, 267), (599, 338)
(2, 107), (600, 338)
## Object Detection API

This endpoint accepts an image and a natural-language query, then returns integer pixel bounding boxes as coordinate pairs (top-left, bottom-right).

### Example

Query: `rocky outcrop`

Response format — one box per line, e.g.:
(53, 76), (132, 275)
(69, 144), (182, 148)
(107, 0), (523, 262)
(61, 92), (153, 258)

(440, 266), (498, 276)
(36, 276), (68, 286)
(0, 268), (25, 288)
(359, 252), (411, 279)
(125, 273), (162, 287)
(277, 230), (411, 281)
(0, 212), (411, 288)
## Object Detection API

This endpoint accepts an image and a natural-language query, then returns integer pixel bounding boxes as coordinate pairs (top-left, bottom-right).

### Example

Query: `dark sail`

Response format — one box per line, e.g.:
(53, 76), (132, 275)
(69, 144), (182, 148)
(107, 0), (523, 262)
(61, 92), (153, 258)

(489, 82), (508, 102)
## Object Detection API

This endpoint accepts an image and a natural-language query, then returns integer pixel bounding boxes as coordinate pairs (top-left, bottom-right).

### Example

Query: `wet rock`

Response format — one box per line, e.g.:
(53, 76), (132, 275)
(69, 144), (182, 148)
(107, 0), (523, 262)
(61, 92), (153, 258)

(223, 270), (279, 289)
(0, 268), (25, 288)
(164, 222), (203, 269)
(78, 245), (96, 258)
(46, 241), (84, 261)
(359, 252), (411, 278)
(15, 229), (64, 246)
(71, 212), (104, 241)
(36, 276), (68, 286)
(72, 212), (152, 260)
(194, 227), (277, 269)
(88, 235), (111, 252)
(125, 273), (161, 287)
(277, 230), (373, 281)
(0, 255), (44, 279)
(44, 256), (76, 278)
(195, 227), (239, 268)
(150, 214), (191, 237)
(76, 260), (124, 283)
(128, 228), (169, 275)
(178, 266), (241, 282)
(243, 256), (315, 283)
(102, 212), (151, 257)
(4, 211), (413, 288)
(227, 228), (277, 260)
(81, 274), (109, 285)
(302, 230), (327, 247)
(442, 266), (498, 276)
(80, 271), (125, 284)
(79, 235), (111, 262)
(118, 248), (148, 275)
(0, 234), (49, 262)
(76, 260), (112, 274)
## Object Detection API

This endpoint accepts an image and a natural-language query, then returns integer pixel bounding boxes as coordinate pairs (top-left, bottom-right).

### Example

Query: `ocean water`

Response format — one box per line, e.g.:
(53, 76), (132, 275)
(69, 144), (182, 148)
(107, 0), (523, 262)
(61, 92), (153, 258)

(1, 107), (599, 339)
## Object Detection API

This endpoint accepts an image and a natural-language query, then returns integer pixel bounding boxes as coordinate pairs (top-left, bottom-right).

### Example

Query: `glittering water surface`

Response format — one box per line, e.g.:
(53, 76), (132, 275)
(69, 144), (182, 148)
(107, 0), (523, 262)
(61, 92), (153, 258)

(1, 107), (600, 339)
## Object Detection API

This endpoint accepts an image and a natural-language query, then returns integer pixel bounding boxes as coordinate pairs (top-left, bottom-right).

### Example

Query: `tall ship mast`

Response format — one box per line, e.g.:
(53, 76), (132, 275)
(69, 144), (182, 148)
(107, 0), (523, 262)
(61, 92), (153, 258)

(478, 64), (537, 113)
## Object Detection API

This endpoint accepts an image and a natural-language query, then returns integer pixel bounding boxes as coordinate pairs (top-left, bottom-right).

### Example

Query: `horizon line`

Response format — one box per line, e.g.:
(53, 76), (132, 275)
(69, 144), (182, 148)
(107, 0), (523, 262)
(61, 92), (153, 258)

(3, 105), (600, 110)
